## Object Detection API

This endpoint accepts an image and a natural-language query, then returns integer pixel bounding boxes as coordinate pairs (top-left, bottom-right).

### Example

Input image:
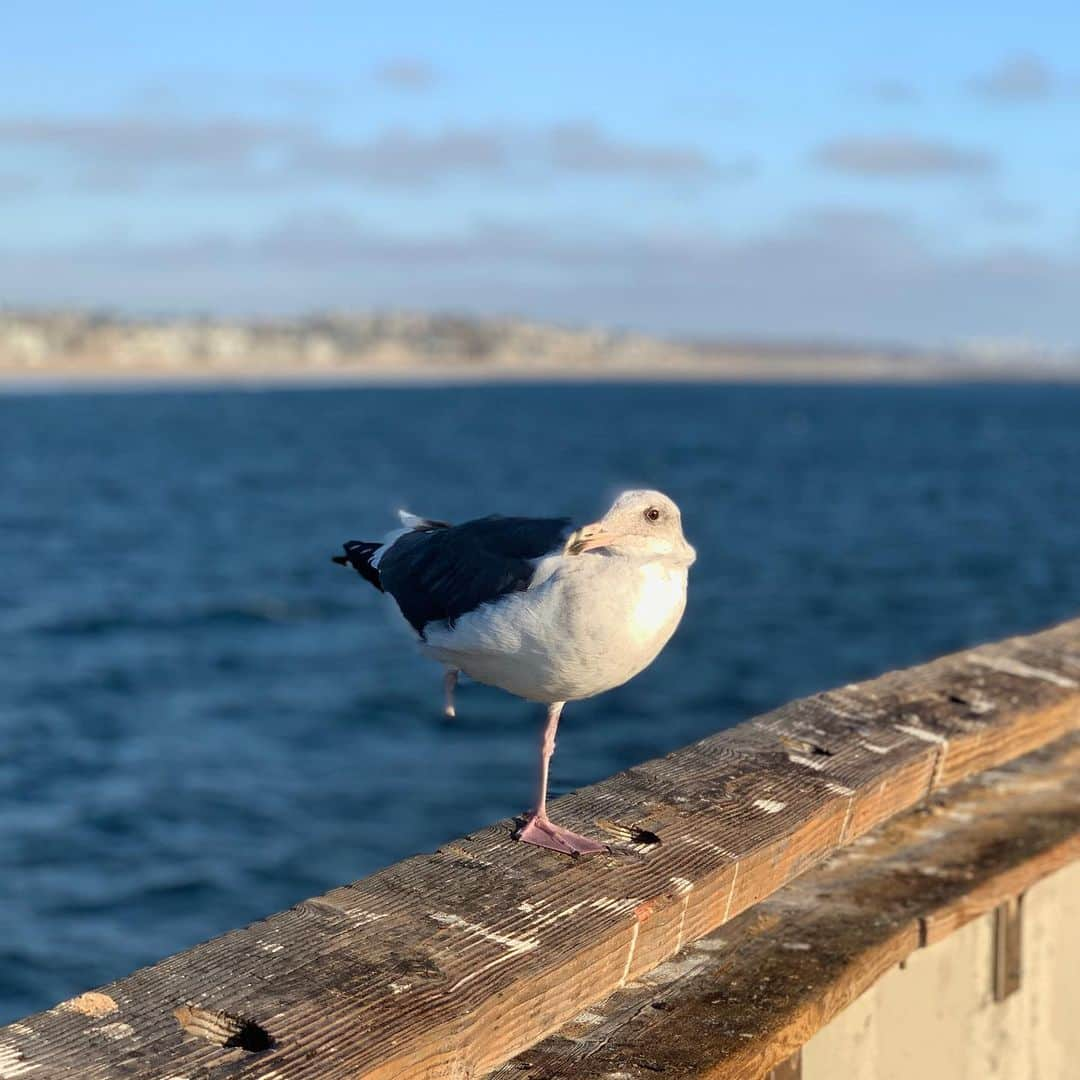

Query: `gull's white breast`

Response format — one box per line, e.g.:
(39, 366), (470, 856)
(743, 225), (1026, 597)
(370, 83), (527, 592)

(421, 555), (688, 703)
(629, 563), (687, 646)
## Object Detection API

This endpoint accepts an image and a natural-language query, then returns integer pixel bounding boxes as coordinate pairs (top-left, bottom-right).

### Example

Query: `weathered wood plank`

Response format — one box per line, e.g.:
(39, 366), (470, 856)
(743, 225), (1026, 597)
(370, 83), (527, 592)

(3, 619), (1080, 1079)
(495, 731), (1080, 1080)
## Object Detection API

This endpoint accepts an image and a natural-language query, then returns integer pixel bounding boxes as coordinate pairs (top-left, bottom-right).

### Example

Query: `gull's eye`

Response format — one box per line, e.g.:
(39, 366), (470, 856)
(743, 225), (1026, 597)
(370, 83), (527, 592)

(644, 506), (661, 523)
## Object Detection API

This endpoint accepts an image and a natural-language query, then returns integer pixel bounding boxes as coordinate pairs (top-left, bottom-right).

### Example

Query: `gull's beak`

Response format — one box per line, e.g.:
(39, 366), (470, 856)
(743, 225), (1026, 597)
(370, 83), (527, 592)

(567, 522), (616, 555)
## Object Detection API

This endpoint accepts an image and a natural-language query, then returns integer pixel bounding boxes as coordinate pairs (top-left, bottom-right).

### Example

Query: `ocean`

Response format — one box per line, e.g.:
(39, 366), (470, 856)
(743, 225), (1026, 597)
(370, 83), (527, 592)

(3, 380), (1080, 1023)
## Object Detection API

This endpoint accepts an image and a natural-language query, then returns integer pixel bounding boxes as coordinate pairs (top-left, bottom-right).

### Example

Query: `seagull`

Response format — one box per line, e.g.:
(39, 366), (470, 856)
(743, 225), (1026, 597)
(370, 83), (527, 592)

(333, 490), (695, 856)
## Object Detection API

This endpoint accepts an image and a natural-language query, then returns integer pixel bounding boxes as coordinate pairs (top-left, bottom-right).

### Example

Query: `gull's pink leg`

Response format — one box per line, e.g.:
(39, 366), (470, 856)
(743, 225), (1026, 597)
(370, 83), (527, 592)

(516, 702), (607, 856)
(443, 668), (458, 718)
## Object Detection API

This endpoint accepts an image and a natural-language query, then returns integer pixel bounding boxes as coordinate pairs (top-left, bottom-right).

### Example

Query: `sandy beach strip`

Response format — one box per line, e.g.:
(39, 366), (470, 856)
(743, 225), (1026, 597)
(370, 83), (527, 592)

(3, 356), (1078, 391)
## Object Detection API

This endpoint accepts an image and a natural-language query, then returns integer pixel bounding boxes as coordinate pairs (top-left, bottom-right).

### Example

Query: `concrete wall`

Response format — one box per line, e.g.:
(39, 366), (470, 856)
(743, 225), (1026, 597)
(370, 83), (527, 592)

(802, 860), (1080, 1079)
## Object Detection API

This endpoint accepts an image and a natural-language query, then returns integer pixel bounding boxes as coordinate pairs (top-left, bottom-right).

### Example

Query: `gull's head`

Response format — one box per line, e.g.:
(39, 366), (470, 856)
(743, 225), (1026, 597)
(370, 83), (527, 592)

(568, 489), (696, 566)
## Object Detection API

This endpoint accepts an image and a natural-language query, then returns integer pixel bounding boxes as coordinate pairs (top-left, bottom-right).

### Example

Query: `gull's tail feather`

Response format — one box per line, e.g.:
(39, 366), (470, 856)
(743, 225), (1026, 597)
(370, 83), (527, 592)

(335, 512), (449, 595)
(332, 540), (384, 592)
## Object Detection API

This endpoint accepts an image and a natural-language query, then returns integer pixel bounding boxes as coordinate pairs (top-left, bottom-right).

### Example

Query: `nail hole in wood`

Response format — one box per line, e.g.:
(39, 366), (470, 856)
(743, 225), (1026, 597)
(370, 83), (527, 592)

(779, 735), (833, 757)
(174, 1004), (274, 1052)
(596, 819), (662, 846)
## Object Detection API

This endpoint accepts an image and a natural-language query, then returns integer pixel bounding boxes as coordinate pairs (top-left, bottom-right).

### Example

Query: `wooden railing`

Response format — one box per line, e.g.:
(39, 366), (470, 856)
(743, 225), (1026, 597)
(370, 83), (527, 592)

(4, 618), (1080, 1079)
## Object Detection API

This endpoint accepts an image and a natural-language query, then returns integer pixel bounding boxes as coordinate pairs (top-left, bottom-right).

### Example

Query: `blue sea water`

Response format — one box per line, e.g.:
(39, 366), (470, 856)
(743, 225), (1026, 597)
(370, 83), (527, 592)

(2, 380), (1080, 1024)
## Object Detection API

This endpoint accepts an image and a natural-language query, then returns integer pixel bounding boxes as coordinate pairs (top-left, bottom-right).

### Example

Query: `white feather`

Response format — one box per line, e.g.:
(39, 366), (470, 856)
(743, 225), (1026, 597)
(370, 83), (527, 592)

(370, 527), (410, 569)
(371, 510), (436, 569)
(421, 555), (688, 702)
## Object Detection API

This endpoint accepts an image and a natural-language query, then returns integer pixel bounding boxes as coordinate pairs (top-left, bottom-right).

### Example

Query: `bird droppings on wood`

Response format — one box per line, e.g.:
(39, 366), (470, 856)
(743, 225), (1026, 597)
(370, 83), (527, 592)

(618, 922), (641, 987)
(0, 1042), (37, 1078)
(680, 834), (739, 858)
(639, 955), (706, 986)
(88, 1022), (134, 1041)
(345, 910), (390, 925)
(692, 937), (729, 952)
(946, 690), (996, 715)
(967, 652), (1079, 689)
(571, 1009), (607, 1026)
(429, 912), (540, 954)
(895, 723), (948, 745)
(722, 862), (741, 922)
(786, 752), (828, 771)
(590, 896), (644, 917)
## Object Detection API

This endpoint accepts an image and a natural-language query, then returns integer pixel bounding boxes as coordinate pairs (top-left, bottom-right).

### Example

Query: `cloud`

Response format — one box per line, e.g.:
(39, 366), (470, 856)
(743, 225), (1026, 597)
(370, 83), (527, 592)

(971, 54), (1055, 102)
(546, 123), (723, 179)
(815, 135), (996, 177)
(373, 59), (439, 92)
(291, 127), (509, 186)
(0, 115), (303, 190)
(4, 208), (1078, 347)
(0, 112), (725, 190)
(0, 116), (295, 163)
(0, 114), (497, 190)
(866, 80), (919, 104)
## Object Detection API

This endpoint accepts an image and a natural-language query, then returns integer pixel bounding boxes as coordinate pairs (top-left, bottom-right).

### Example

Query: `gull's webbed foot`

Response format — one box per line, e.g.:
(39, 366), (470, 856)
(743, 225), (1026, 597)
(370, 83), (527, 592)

(516, 813), (608, 856)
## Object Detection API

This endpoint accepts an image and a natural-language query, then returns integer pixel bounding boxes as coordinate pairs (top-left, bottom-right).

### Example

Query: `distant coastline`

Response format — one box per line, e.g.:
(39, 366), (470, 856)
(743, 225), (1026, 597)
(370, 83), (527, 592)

(2, 310), (1077, 387)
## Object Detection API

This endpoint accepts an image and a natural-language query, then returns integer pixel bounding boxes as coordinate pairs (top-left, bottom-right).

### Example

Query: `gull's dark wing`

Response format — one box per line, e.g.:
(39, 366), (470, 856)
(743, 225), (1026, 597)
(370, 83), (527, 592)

(377, 515), (573, 635)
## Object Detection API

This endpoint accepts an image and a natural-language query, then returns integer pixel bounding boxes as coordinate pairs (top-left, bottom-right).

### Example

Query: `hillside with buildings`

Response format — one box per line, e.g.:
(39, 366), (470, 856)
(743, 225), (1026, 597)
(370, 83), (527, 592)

(0, 310), (1073, 383)
(0, 311), (693, 373)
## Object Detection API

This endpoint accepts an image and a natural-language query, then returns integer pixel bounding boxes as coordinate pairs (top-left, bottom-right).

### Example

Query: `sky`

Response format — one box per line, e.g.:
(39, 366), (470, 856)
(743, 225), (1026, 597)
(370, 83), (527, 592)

(2, 1), (1079, 348)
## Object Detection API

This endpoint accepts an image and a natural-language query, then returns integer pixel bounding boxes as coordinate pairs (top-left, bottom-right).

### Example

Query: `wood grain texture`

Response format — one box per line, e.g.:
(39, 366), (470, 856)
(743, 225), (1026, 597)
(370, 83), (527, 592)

(4, 619), (1080, 1079)
(495, 732), (1080, 1080)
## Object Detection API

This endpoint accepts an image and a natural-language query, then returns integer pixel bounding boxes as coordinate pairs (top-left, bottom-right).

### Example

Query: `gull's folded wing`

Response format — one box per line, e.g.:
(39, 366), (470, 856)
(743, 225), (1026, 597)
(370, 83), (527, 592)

(377, 515), (572, 635)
